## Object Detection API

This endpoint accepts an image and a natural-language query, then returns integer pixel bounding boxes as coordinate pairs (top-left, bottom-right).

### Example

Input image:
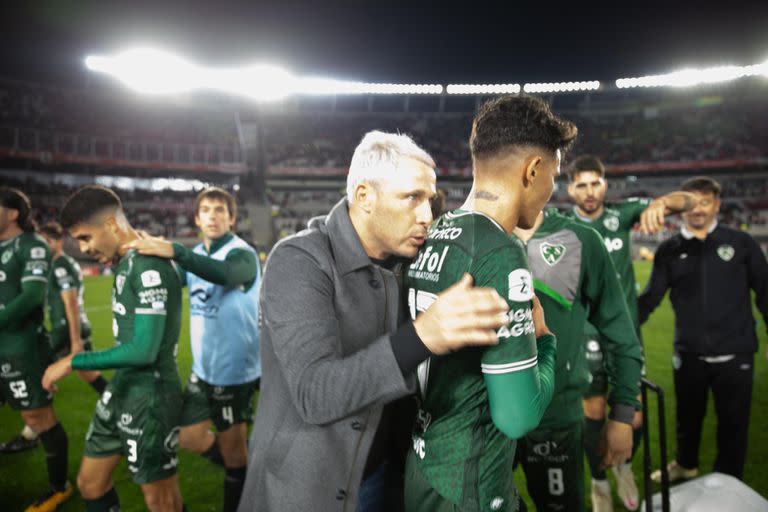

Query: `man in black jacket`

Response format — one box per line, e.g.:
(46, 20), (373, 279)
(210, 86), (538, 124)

(639, 176), (768, 482)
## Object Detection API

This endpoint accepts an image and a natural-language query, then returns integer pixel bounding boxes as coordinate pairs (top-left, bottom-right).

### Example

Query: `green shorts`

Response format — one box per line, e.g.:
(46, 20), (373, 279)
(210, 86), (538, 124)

(84, 382), (182, 485)
(180, 373), (258, 432)
(517, 422), (585, 512)
(0, 333), (53, 410)
(404, 451), (519, 512)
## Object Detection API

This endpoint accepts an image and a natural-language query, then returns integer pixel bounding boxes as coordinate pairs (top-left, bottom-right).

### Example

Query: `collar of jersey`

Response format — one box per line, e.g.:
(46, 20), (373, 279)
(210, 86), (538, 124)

(0, 233), (21, 247)
(446, 209), (506, 233)
(681, 220), (718, 240)
(205, 232), (234, 255)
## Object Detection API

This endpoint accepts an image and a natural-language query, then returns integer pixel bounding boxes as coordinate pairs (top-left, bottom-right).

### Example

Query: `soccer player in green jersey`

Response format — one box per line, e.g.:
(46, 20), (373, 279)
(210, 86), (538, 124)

(43, 186), (185, 512)
(0, 188), (72, 512)
(565, 156), (696, 511)
(39, 221), (108, 393)
(403, 95), (577, 512)
(513, 208), (643, 511)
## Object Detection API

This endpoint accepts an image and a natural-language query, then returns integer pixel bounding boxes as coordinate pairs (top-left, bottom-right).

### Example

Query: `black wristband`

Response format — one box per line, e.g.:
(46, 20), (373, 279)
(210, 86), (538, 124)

(390, 322), (431, 375)
(609, 403), (636, 425)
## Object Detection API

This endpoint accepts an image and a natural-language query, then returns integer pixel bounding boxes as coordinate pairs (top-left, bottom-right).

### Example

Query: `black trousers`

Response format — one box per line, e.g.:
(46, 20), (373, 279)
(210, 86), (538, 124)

(673, 352), (753, 479)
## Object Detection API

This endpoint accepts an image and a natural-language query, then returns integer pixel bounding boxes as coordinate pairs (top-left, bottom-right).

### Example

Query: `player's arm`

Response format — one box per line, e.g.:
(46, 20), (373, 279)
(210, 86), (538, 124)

(60, 289), (83, 353)
(637, 242), (672, 325)
(745, 235), (768, 335)
(0, 242), (49, 331)
(638, 192), (697, 234)
(476, 248), (557, 439)
(582, 227), (643, 418)
(124, 237), (256, 288)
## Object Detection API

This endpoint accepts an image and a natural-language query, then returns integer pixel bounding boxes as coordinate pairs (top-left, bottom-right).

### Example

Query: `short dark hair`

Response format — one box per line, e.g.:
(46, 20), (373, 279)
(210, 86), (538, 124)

(567, 155), (606, 182)
(681, 176), (721, 197)
(195, 187), (237, 220)
(60, 185), (123, 230)
(39, 221), (64, 240)
(470, 95), (578, 161)
(430, 189), (447, 220)
(0, 187), (35, 232)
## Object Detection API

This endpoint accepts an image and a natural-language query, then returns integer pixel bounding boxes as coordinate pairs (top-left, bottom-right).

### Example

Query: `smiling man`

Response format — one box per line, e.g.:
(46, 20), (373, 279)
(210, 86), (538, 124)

(44, 185), (185, 512)
(126, 187), (261, 512)
(237, 130), (511, 512)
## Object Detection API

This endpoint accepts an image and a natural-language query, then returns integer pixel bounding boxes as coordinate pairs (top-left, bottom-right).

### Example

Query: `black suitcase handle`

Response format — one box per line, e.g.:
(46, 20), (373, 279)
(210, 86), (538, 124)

(641, 377), (671, 512)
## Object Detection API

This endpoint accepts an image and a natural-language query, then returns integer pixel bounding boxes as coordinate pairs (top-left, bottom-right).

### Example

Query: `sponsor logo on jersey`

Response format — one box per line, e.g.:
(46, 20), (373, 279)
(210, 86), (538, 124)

(139, 288), (168, 305)
(496, 308), (535, 338)
(604, 237), (623, 253)
(587, 340), (600, 352)
(112, 302), (127, 315)
(116, 275), (126, 295)
(508, 269), (534, 302)
(717, 244), (735, 262)
(0, 270), (5, 282)
(1, 249), (11, 264)
(532, 441), (558, 457)
(121, 413), (133, 425)
(190, 287), (211, 303)
(55, 267), (67, 278)
(490, 497), (504, 511)
(408, 246), (450, 283)
(30, 247), (45, 259)
(141, 270), (162, 287)
(1, 363), (11, 375)
(603, 216), (619, 232)
(427, 226), (463, 240)
(540, 242), (566, 266)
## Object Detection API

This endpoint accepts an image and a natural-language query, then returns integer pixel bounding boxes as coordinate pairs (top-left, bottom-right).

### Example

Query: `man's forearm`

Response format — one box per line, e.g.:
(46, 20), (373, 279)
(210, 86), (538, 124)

(62, 293), (82, 351)
(657, 191), (697, 214)
(172, 242), (256, 287)
(0, 282), (45, 331)
(72, 314), (165, 370)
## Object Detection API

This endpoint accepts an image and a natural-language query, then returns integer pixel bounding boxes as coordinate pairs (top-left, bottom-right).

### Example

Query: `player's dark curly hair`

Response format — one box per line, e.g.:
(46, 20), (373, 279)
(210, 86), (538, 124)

(0, 187), (36, 232)
(567, 155), (606, 181)
(60, 185), (123, 230)
(39, 221), (64, 240)
(681, 176), (721, 198)
(470, 95), (578, 161)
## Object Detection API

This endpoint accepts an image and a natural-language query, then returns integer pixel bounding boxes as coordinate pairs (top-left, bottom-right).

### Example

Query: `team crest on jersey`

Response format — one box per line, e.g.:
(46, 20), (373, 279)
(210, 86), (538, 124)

(55, 267), (67, 278)
(603, 216), (620, 232)
(508, 269), (534, 302)
(1, 249), (11, 264)
(116, 275), (126, 295)
(164, 426), (181, 452)
(717, 244), (734, 262)
(539, 242), (566, 266)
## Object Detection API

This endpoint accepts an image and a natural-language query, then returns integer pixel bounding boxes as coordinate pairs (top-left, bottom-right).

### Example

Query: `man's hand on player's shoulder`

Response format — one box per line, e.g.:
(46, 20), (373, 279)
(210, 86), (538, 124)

(414, 273), (509, 355)
(123, 236), (174, 259)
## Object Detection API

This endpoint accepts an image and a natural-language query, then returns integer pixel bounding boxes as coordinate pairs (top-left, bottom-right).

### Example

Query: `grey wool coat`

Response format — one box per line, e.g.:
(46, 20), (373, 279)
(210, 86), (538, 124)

(238, 199), (417, 512)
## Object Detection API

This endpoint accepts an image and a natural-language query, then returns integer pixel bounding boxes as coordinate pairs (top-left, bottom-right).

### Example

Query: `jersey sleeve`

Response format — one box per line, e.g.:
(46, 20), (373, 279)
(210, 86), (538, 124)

(581, 226), (642, 413)
(474, 242), (557, 439)
(21, 237), (51, 286)
(53, 259), (77, 293)
(172, 242), (257, 288)
(619, 197), (653, 227)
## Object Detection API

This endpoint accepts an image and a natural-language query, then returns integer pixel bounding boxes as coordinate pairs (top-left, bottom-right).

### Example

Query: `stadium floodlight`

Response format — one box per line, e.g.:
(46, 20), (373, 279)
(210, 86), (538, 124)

(85, 48), (442, 99)
(523, 80), (601, 93)
(85, 48), (204, 94)
(615, 60), (768, 89)
(446, 84), (521, 94)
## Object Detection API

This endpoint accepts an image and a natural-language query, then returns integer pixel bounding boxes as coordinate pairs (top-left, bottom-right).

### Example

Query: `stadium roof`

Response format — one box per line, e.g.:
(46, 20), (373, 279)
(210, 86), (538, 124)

(1, 2), (767, 87)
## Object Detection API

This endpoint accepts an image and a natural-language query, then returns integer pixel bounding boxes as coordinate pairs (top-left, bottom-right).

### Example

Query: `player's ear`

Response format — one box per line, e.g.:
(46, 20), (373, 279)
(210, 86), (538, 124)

(523, 155), (542, 189)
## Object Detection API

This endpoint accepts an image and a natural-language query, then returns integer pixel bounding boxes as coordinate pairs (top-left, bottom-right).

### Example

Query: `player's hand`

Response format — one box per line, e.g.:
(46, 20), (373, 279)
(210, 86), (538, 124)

(601, 419), (633, 468)
(123, 237), (174, 259)
(414, 273), (509, 355)
(640, 200), (667, 235)
(42, 355), (74, 393)
(531, 294), (552, 339)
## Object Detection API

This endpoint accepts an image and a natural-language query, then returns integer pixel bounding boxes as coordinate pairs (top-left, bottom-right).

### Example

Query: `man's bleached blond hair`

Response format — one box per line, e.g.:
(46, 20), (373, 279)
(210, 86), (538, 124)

(346, 130), (435, 202)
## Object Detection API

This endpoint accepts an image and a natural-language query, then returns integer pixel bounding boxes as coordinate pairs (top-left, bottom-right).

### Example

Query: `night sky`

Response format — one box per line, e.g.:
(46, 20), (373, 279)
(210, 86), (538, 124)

(1, 1), (767, 87)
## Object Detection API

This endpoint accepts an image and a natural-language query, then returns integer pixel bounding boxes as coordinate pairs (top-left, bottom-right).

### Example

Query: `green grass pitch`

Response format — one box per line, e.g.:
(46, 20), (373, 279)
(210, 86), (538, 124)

(1, 262), (766, 510)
